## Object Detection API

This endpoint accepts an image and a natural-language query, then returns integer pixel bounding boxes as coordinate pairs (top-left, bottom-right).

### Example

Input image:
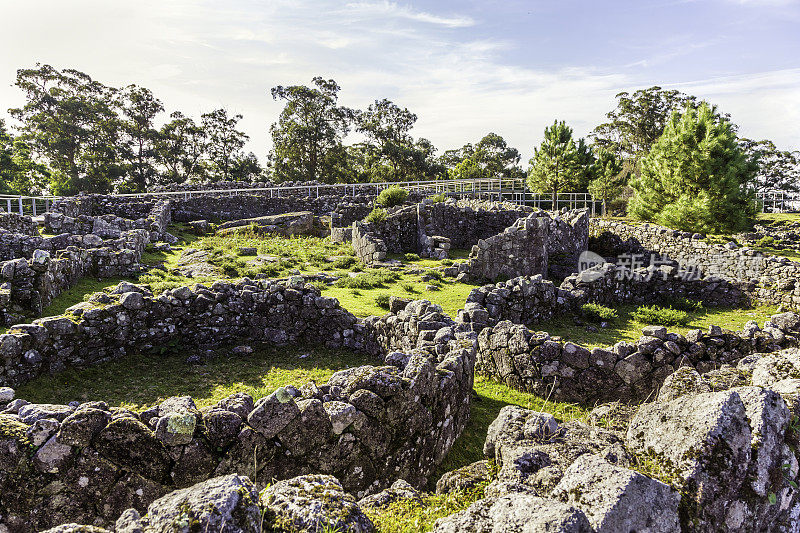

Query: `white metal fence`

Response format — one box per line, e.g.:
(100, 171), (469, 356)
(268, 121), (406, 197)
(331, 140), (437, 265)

(757, 191), (800, 213)
(1, 177), (598, 216)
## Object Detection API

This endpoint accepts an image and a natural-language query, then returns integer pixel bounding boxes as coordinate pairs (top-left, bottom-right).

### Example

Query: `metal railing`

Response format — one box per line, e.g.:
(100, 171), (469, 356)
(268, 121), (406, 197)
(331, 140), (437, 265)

(757, 191), (800, 213)
(0, 195), (61, 217)
(1, 177), (598, 216)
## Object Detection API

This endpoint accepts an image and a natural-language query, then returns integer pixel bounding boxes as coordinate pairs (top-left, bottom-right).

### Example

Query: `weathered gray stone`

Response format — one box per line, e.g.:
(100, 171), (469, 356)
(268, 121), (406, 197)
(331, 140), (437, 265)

(260, 474), (374, 533)
(552, 454), (680, 533)
(139, 474), (260, 533)
(432, 493), (591, 533)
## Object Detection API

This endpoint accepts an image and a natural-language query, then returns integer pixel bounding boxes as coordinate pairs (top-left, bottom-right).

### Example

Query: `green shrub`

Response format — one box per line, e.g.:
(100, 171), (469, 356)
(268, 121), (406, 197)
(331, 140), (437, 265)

(307, 280), (328, 292)
(332, 256), (357, 270)
(335, 269), (400, 289)
(401, 282), (417, 293)
(428, 193), (446, 203)
(580, 303), (618, 323)
(631, 305), (690, 326)
(441, 258), (453, 266)
(375, 186), (409, 208)
(375, 294), (391, 309)
(404, 253), (421, 262)
(424, 269), (444, 282)
(364, 208), (387, 224)
(757, 235), (776, 248)
(666, 297), (703, 313)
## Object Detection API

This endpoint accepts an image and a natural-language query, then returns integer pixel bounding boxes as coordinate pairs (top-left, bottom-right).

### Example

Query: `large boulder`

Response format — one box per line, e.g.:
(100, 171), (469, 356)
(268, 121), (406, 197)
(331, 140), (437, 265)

(135, 474), (260, 532)
(260, 474), (374, 532)
(552, 454), (680, 533)
(484, 406), (629, 494)
(626, 390), (759, 531)
(357, 479), (422, 512)
(436, 460), (490, 494)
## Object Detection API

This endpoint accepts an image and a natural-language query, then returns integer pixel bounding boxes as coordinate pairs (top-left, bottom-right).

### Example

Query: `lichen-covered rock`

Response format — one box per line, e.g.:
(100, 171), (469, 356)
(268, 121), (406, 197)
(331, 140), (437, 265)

(752, 348), (800, 387)
(246, 388), (300, 439)
(432, 493), (591, 533)
(552, 454), (680, 533)
(358, 479), (422, 512)
(436, 460), (490, 494)
(484, 406), (628, 494)
(58, 407), (111, 447)
(657, 366), (710, 402)
(260, 474), (375, 532)
(626, 391), (753, 531)
(138, 474), (260, 532)
(94, 418), (171, 483)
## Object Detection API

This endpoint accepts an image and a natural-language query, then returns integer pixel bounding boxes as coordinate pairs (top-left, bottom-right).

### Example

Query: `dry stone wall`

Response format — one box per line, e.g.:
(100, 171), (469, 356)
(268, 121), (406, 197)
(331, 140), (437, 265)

(591, 219), (800, 309)
(0, 212), (38, 236)
(0, 283), (476, 532)
(45, 198), (171, 241)
(463, 214), (550, 281)
(172, 193), (377, 226)
(458, 259), (748, 332)
(0, 230), (149, 326)
(352, 200), (588, 283)
(476, 311), (800, 404)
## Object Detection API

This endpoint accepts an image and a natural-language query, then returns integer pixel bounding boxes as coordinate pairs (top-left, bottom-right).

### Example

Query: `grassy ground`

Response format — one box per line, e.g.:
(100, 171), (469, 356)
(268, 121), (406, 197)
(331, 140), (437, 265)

(15, 343), (375, 411)
(323, 280), (476, 318)
(757, 212), (800, 225)
(434, 376), (587, 478)
(41, 276), (129, 317)
(536, 303), (779, 347)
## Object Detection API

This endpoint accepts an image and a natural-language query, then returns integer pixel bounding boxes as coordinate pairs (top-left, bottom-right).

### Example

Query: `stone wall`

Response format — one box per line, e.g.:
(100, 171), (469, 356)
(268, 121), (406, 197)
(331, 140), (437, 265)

(172, 194), (377, 225)
(417, 199), (531, 249)
(351, 200), (588, 281)
(476, 311), (800, 404)
(0, 284), (476, 531)
(464, 214), (550, 282)
(0, 230), (149, 326)
(352, 221), (390, 264)
(0, 213), (38, 236)
(459, 262), (750, 331)
(45, 198), (171, 240)
(591, 219), (800, 309)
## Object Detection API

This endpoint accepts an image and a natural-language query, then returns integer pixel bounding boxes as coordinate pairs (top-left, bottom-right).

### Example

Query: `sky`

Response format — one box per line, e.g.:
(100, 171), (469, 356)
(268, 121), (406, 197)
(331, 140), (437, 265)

(1, 0), (798, 163)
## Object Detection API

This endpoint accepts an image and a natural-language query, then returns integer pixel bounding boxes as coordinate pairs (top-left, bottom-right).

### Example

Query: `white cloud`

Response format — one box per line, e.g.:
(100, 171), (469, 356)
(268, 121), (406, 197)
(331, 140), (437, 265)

(0, 0), (796, 165)
(344, 1), (476, 28)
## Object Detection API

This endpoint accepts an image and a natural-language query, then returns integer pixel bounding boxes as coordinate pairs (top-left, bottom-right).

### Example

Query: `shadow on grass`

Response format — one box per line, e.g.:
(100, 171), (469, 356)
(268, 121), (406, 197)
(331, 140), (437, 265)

(16, 342), (377, 411)
(431, 376), (587, 488)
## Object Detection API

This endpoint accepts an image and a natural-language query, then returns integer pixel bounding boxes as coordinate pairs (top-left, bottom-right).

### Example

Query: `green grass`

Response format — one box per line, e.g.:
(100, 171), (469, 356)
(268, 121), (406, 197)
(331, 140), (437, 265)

(15, 343), (375, 411)
(42, 276), (129, 317)
(323, 276), (477, 318)
(368, 483), (488, 533)
(757, 212), (800, 225)
(387, 249), (471, 269)
(433, 376), (587, 481)
(536, 303), (779, 347)
(195, 231), (356, 277)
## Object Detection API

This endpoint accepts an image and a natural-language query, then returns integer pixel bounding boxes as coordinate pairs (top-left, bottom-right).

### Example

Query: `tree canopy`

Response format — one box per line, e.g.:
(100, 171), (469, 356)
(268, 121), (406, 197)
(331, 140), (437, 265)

(1, 63), (795, 218)
(628, 103), (757, 233)
(527, 120), (592, 204)
(269, 77), (353, 183)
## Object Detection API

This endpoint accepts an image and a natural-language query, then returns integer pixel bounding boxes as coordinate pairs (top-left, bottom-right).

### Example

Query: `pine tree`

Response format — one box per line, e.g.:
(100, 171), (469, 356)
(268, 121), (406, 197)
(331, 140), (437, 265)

(588, 150), (624, 216)
(528, 120), (581, 207)
(628, 103), (757, 233)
